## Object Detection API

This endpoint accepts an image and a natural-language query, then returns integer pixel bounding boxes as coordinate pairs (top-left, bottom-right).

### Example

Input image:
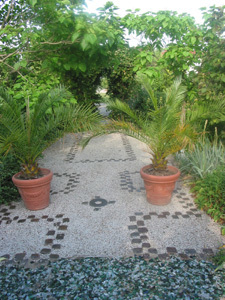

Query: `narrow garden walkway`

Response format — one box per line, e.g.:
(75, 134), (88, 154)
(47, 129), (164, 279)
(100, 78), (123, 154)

(0, 132), (224, 267)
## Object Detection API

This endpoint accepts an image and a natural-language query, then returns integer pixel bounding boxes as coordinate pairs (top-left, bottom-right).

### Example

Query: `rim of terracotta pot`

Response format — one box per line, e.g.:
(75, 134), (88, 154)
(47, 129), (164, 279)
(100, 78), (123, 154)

(140, 164), (180, 182)
(12, 168), (53, 187)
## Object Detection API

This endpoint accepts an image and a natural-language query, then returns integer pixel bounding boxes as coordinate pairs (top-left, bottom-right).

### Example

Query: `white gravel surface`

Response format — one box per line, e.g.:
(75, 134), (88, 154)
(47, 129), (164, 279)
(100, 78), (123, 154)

(0, 133), (224, 262)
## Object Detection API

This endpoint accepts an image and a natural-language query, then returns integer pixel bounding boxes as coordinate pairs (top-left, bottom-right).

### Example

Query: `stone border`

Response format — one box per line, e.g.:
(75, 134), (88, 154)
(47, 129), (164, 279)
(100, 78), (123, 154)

(128, 210), (213, 260)
(0, 212), (70, 263)
(50, 172), (80, 195)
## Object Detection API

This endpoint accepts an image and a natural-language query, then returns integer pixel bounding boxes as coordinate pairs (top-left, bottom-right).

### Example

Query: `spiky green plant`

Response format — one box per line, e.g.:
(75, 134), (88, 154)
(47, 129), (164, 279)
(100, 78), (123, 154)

(176, 136), (225, 179)
(0, 87), (102, 179)
(107, 76), (197, 171)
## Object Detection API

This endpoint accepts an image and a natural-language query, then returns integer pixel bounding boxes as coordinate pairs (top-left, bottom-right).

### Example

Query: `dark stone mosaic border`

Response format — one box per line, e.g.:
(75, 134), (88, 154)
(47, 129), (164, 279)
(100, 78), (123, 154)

(64, 134), (83, 163)
(71, 158), (136, 164)
(64, 140), (79, 163)
(173, 187), (201, 212)
(128, 211), (213, 260)
(63, 133), (137, 164)
(50, 172), (80, 195)
(0, 213), (70, 264)
(0, 205), (17, 225)
(120, 134), (137, 161)
(119, 170), (145, 193)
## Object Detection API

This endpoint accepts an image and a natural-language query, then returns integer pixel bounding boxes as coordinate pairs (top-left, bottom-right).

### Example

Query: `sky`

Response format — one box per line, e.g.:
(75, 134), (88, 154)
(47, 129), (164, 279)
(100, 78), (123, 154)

(85, 0), (225, 24)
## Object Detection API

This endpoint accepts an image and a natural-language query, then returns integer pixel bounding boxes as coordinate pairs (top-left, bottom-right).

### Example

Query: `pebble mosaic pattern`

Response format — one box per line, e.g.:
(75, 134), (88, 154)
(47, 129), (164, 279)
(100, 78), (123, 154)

(64, 141), (80, 163)
(64, 134), (83, 163)
(127, 189), (213, 260)
(173, 187), (202, 214)
(82, 196), (116, 211)
(62, 134), (137, 165)
(0, 210), (70, 264)
(128, 211), (214, 260)
(119, 170), (146, 193)
(0, 205), (17, 225)
(121, 134), (137, 161)
(0, 133), (224, 267)
(50, 172), (80, 195)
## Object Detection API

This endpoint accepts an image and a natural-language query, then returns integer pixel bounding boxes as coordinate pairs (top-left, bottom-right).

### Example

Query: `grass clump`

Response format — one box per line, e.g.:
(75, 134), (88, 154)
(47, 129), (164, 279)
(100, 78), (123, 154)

(176, 137), (225, 179)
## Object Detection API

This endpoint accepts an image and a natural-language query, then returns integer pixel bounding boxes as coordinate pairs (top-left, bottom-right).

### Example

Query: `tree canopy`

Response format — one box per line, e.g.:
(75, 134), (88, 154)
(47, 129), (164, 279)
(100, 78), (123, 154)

(0, 1), (224, 133)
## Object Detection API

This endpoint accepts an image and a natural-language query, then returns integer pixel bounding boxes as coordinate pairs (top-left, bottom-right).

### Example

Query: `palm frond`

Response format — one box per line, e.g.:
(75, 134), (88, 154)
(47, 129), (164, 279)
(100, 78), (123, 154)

(137, 74), (158, 110)
(0, 88), (102, 172)
(105, 77), (197, 170)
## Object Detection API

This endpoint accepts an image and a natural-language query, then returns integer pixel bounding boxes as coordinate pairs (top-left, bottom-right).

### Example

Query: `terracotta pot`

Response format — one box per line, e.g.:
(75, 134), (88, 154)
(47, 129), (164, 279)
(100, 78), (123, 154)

(12, 168), (53, 211)
(140, 165), (180, 206)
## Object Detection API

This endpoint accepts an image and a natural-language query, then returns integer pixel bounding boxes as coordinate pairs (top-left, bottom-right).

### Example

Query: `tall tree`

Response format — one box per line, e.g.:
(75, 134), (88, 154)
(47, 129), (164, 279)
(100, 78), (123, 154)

(0, 1), (126, 102)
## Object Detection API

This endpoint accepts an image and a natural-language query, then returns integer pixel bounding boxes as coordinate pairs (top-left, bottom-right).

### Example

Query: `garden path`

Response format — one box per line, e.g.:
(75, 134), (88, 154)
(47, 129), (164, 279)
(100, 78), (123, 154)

(0, 133), (224, 267)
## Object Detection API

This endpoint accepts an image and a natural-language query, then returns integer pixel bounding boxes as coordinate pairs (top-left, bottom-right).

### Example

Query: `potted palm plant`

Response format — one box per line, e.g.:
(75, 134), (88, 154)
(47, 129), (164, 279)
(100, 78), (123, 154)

(107, 76), (196, 205)
(0, 87), (101, 210)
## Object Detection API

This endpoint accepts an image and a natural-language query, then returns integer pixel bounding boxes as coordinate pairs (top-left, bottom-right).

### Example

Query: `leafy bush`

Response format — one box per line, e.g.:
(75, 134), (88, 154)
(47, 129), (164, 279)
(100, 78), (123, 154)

(191, 167), (225, 224)
(0, 155), (20, 205)
(176, 138), (225, 179)
(176, 136), (225, 228)
(105, 48), (137, 102)
(213, 248), (225, 269)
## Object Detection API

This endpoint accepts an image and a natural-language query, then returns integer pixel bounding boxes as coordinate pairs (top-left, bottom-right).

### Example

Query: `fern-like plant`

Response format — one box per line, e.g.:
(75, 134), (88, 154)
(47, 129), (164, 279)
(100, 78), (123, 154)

(107, 76), (196, 171)
(0, 87), (102, 179)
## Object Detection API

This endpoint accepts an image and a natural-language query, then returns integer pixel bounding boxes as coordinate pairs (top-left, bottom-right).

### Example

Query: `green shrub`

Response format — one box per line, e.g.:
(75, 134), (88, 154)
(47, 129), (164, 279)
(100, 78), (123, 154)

(0, 155), (20, 205)
(191, 167), (225, 224)
(213, 248), (225, 269)
(176, 138), (225, 179)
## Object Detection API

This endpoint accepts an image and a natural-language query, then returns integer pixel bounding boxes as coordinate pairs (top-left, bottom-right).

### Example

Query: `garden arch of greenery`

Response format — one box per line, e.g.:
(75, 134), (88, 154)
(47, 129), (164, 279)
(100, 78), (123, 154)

(0, 1), (225, 135)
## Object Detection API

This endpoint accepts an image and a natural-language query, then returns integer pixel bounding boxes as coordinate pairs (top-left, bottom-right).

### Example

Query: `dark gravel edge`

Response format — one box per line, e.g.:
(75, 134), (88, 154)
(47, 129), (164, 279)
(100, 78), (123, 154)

(0, 256), (224, 299)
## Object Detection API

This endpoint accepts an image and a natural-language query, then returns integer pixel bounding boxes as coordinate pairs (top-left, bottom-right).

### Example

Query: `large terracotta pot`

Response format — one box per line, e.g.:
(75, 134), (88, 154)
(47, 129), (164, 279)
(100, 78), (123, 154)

(140, 165), (180, 206)
(12, 168), (53, 211)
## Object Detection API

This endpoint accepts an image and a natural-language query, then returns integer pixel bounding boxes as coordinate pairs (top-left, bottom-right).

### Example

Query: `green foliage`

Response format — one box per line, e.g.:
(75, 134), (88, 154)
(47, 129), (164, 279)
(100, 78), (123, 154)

(196, 6), (225, 100)
(64, 68), (102, 104)
(123, 10), (201, 79)
(127, 82), (152, 113)
(107, 76), (196, 170)
(176, 137), (225, 179)
(105, 48), (137, 101)
(213, 248), (225, 270)
(0, 1), (126, 104)
(1, 1), (224, 140)
(221, 226), (225, 236)
(0, 87), (102, 179)
(176, 133), (225, 233)
(20, 161), (41, 179)
(191, 167), (225, 224)
(122, 6), (225, 133)
(5, 67), (77, 109)
(0, 154), (20, 205)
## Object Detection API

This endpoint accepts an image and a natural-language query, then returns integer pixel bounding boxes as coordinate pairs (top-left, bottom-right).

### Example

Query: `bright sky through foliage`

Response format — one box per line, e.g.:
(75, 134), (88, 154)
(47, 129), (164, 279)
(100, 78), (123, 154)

(86, 0), (225, 24)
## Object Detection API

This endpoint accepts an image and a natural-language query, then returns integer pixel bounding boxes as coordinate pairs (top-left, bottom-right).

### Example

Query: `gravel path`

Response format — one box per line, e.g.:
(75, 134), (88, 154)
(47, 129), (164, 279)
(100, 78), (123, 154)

(1, 257), (225, 299)
(0, 133), (225, 299)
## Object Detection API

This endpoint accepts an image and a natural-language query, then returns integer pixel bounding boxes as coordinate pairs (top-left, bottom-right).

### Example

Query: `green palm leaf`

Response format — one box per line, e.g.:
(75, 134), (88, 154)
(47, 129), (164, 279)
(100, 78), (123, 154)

(107, 76), (197, 170)
(0, 87), (102, 178)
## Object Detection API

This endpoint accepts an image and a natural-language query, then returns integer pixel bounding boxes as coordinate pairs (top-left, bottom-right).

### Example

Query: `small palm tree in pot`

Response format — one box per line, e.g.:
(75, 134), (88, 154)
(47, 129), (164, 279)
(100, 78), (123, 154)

(107, 76), (196, 205)
(0, 87), (102, 210)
